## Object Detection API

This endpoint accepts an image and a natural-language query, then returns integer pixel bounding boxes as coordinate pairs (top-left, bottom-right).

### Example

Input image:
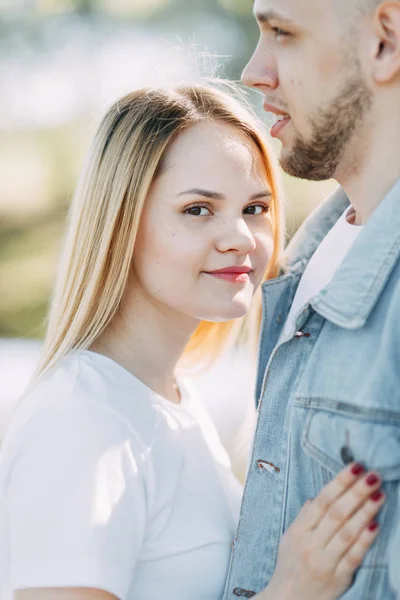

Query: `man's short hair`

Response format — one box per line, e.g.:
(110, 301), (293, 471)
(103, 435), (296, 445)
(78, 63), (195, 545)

(354, 0), (398, 14)
(336, 0), (397, 29)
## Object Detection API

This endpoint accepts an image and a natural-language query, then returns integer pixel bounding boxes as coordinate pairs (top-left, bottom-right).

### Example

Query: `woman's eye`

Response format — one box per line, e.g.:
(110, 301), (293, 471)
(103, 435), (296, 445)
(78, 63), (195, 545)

(184, 206), (211, 216)
(244, 204), (270, 215)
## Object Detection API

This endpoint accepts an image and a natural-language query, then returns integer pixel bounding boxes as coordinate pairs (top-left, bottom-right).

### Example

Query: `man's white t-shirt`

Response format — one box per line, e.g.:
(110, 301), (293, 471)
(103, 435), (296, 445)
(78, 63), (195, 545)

(280, 206), (363, 341)
(0, 350), (242, 600)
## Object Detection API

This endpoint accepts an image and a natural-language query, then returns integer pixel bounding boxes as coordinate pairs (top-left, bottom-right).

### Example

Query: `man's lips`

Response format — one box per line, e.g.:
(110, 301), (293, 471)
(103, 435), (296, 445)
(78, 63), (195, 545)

(263, 102), (291, 138)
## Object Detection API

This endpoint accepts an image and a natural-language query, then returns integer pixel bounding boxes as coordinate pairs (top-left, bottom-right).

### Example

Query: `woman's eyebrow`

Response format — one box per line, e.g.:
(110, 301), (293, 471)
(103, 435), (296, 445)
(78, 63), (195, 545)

(250, 191), (272, 200)
(177, 188), (272, 200)
(177, 188), (224, 200)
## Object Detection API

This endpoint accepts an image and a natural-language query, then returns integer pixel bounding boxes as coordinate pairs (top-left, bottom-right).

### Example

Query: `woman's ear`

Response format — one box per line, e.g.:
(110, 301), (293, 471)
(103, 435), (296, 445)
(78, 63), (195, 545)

(372, 1), (400, 83)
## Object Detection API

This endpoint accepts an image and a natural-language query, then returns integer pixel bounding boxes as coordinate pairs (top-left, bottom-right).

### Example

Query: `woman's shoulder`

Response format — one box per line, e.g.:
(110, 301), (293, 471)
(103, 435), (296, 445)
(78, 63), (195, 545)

(0, 351), (188, 512)
(1, 351), (163, 458)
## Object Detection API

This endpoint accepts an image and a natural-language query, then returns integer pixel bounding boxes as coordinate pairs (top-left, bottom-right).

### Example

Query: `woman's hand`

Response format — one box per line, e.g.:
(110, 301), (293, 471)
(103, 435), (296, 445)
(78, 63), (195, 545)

(263, 462), (384, 600)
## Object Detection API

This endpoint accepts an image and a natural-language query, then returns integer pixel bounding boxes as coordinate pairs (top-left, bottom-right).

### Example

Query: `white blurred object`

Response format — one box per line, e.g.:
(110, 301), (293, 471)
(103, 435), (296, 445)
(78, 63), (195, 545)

(0, 338), (41, 441)
(0, 16), (245, 130)
(187, 345), (257, 483)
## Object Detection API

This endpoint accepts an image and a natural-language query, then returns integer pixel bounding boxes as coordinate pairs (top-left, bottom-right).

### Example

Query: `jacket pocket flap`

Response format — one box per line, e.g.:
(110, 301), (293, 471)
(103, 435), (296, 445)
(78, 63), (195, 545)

(301, 404), (400, 481)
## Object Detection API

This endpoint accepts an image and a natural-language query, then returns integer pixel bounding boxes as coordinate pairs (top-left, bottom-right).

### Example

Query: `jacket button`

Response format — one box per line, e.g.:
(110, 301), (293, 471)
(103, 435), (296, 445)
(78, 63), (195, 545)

(233, 589), (256, 598)
(294, 330), (311, 338)
(256, 459), (280, 473)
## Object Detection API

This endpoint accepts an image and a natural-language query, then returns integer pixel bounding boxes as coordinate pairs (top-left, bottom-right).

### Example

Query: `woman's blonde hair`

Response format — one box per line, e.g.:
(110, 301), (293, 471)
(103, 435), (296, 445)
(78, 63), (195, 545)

(35, 81), (284, 378)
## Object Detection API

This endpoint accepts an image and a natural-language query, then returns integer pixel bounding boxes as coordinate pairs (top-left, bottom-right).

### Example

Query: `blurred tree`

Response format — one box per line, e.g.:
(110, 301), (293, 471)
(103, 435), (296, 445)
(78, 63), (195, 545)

(219, 0), (253, 16)
(99, 0), (172, 19)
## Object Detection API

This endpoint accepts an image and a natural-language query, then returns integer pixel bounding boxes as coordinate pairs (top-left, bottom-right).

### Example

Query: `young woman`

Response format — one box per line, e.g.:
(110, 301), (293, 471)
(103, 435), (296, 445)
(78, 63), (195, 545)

(0, 83), (384, 600)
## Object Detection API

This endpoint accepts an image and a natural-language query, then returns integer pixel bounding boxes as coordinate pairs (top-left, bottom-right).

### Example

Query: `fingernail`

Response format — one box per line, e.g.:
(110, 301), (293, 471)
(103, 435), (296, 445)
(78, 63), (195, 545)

(366, 474), (380, 486)
(371, 489), (383, 502)
(368, 521), (379, 532)
(351, 463), (365, 476)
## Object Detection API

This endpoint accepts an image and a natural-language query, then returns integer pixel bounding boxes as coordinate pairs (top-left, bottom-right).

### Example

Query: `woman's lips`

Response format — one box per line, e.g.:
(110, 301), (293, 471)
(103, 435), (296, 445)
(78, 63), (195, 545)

(208, 272), (250, 283)
(204, 267), (252, 283)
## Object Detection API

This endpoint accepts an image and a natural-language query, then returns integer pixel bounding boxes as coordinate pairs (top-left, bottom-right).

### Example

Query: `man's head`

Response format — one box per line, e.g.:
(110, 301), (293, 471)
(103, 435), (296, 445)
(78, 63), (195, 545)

(242, 0), (400, 181)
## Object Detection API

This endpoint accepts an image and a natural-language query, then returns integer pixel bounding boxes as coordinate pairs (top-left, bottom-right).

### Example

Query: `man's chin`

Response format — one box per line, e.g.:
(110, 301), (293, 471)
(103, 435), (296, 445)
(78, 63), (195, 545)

(278, 148), (301, 178)
(278, 146), (336, 181)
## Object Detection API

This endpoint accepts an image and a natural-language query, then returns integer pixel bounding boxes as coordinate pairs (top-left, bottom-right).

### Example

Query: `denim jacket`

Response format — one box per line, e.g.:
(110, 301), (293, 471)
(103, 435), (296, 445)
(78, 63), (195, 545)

(223, 180), (400, 600)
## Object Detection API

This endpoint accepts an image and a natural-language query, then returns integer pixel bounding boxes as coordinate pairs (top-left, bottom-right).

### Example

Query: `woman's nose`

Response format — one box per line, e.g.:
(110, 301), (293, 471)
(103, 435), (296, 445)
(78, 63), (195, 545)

(215, 218), (256, 254)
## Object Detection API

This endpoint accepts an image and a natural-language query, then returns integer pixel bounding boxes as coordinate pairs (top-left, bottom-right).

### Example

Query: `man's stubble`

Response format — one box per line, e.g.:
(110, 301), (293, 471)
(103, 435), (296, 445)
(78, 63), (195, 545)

(280, 57), (373, 181)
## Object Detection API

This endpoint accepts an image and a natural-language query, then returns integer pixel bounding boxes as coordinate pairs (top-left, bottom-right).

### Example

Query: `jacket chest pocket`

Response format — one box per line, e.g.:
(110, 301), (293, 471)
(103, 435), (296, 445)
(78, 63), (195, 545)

(300, 401), (400, 568)
(301, 403), (400, 478)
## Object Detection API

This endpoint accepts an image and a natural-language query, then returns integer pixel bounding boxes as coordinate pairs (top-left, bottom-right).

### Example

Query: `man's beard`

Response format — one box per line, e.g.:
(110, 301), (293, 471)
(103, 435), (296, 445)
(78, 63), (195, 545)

(280, 68), (372, 181)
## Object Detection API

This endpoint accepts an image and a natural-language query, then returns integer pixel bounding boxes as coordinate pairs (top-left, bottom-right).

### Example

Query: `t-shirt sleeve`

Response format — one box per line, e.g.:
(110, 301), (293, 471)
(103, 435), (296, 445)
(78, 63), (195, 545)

(5, 402), (148, 600)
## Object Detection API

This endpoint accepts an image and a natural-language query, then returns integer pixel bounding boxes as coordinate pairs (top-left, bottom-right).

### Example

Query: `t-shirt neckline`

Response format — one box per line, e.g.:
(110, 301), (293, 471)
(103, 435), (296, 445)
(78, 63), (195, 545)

(77, 349), (191, 410)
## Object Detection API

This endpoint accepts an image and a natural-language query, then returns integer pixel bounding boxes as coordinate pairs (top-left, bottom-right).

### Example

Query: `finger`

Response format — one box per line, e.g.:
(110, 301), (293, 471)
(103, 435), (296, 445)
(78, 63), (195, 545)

(323, 488), (385, 563)
(314, 471), (382, 547)
(335, 520), (380, 578)
(296, 463), (366, 531)
(293, 498), (315, 527)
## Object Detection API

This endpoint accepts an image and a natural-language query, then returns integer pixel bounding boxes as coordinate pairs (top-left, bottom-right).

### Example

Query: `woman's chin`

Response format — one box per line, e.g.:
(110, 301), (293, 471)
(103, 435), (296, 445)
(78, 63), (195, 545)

(197, 301), (251, 323)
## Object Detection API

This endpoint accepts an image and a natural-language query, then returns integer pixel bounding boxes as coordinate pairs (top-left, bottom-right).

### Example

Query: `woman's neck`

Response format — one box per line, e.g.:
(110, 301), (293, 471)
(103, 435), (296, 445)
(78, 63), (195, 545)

(90, 286), (198, 404)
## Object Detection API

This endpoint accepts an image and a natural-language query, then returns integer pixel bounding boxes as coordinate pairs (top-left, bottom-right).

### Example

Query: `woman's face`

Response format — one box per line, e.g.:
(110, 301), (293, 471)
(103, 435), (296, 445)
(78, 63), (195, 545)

(132, 120), (274, 323)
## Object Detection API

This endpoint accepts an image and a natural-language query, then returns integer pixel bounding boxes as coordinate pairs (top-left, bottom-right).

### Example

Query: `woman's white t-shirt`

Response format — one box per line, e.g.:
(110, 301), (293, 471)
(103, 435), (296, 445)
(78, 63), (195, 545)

(0, 350), (243, 600)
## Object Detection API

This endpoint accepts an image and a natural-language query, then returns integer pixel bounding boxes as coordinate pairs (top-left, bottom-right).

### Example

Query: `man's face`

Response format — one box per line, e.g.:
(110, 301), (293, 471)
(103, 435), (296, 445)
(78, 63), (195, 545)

(242, 0), (372, 181)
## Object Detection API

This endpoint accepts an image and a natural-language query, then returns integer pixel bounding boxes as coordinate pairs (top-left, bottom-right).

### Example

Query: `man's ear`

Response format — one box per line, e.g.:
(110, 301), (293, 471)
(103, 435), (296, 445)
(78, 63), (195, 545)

(372, 1), (400, 83)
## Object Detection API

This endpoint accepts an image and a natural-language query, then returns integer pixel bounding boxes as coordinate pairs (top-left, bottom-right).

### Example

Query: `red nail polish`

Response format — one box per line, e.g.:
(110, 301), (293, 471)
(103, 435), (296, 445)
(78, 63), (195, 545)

(366, 474), (380, 486)
(368, 522), (379, 532)
(351, 463), (365, 476)
(371, 490), (383, 502)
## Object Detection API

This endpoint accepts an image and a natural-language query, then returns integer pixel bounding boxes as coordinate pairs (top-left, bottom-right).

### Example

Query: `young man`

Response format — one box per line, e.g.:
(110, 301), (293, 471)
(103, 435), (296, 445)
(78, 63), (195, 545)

(223, 0), (400, 598)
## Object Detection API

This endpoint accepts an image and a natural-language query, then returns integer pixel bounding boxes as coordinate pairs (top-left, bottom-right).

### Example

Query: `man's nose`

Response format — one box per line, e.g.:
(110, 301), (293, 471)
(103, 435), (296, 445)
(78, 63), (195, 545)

(216, 218), (257, 255)
(241, 42), (278, 91)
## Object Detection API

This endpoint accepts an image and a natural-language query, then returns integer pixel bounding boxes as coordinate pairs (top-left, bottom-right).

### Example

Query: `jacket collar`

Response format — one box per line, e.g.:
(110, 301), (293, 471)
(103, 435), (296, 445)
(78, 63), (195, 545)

(283, 186), (350, 273)
(310, 178), (400, 329)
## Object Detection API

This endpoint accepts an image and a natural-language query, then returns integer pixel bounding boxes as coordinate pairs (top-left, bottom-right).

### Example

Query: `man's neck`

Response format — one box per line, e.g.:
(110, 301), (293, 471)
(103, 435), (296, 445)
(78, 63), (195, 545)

(338, 169), (400, 225)
(335, 113), (400, 224)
